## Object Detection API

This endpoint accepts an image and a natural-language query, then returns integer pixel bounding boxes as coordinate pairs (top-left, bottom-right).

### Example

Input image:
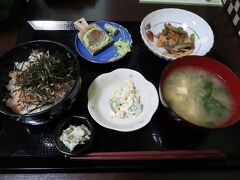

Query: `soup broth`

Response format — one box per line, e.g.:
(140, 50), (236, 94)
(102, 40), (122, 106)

(162, 67), (232, 128)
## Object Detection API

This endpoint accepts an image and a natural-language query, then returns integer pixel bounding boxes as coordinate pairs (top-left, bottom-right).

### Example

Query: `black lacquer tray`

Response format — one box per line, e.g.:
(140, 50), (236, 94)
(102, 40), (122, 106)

(1, 20), (240, 173)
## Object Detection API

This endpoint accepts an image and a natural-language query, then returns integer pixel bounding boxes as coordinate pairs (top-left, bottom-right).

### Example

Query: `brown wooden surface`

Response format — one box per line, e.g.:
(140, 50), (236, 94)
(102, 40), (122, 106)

(1, 0), (240, 178)
(1, 0), (239, 74)
(2, 171), (240, 180)
(0, 1), (234, 50)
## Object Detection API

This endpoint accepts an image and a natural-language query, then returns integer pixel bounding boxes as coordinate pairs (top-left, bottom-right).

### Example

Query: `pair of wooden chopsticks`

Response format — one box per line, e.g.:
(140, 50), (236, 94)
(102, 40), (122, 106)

(70, 150), (226, 160)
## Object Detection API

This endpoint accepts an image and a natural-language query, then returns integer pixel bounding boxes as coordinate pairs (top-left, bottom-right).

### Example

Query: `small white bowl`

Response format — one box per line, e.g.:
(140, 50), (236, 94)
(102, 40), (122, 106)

(140, 8), (214, 60)
(87, 68), (159, 132)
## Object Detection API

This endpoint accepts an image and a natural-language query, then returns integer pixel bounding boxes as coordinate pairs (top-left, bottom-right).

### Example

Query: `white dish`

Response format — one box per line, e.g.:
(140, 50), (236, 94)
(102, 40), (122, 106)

(88, 68), (159, 132)
(140, 8), (214, 60)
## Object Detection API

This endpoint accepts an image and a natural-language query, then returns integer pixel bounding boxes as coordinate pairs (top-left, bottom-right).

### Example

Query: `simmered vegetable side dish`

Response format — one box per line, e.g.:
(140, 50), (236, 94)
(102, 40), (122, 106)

(162, 68), (232, 128)
(147, 23), (195, 58)
(5, 50), (75, 114)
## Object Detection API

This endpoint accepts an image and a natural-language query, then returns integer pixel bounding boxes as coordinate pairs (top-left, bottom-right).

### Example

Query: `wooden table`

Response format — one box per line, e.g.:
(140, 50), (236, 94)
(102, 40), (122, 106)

(1, 0), (239, 71)
(1, 0), (240, 178)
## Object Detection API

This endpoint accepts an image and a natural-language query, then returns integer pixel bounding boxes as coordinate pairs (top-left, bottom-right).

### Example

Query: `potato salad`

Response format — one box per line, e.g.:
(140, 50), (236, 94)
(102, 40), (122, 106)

(110, 80), (143, 119)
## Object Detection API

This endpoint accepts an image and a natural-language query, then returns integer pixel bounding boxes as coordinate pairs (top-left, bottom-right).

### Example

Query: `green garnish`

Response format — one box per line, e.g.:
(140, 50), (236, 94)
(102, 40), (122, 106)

(201, 78), (228, 117)
(104, 23), (119, 36)
(13, 50), (75, 111)
(114, 38), (131, 57)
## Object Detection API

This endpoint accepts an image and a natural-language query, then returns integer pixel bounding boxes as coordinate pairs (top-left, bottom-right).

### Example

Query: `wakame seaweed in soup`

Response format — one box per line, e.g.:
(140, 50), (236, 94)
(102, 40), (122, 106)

(162, 67), (232, 128)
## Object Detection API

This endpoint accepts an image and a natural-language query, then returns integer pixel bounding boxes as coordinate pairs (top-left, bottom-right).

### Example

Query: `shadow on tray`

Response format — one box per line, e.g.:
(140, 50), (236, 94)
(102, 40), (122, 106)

(157, 109), (210, 150)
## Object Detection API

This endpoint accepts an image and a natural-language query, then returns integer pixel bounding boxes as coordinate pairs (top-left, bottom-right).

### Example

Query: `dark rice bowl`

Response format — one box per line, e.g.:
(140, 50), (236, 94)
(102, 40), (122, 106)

(0, 40), (81, 125)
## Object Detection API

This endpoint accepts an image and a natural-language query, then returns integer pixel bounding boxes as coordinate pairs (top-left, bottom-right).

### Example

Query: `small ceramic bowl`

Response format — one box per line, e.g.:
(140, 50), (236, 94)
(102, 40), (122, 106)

(54, 116), (94, 155)
(159, 56), (240, 129)
(140, 8), (214, 60)
(87, 68), (159, 132)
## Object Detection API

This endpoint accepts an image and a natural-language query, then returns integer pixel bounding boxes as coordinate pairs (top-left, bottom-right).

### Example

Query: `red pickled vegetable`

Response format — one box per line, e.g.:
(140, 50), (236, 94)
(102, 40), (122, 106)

(147, 31), (154, 42)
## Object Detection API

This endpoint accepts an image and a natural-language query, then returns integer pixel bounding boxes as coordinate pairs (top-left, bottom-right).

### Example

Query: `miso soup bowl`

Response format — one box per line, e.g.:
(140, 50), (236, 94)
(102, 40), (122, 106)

(159, 56), (240, 129)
